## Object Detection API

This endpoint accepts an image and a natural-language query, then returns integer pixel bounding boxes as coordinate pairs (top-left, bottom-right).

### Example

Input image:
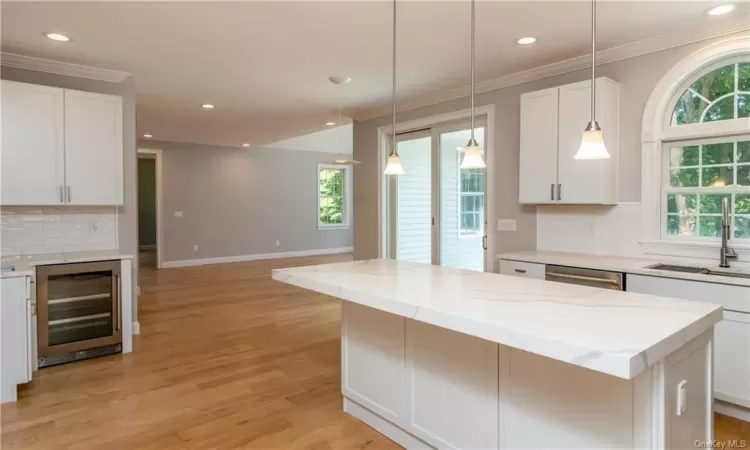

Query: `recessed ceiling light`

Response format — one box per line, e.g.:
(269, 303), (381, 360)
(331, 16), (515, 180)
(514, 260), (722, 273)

(44, 32), (70, 42)
(516, 37), (537, 45)
(201, 104), (215, 109)
(325, 121), (336, 126)
(328, 76), (352, 85)
(706, 4), (735, 15)
(242, 143), (250, 147)
(142, 133), (153, 138)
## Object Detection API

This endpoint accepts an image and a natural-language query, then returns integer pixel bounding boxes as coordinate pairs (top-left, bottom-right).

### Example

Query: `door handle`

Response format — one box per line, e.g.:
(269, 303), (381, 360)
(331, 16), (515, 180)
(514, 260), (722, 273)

(550, 184), (555, 201)
(66, 186), (71, 203)
(557, 184), (562, 201)
(482, 235), (488, 250)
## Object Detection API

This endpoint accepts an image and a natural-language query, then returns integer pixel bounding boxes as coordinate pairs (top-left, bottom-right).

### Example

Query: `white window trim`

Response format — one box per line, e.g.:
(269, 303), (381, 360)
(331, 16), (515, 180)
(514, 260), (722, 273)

(640, 34), (750, 260)
(317, 163), (352, 230)
(456, 151), (485, 239)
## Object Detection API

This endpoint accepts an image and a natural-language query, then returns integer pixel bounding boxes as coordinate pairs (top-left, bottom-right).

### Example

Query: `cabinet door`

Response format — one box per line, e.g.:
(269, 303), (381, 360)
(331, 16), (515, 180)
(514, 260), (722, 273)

(0, 277), (31, 403)
(714, 312), (750, 408)
(1, 81), (65, 205)
(627, 274), (750, 408)
(557, 79), (618, 204)
(499, 259), (546, 279)
(519, 87), (559, 204)
(64, 90), (123, 205)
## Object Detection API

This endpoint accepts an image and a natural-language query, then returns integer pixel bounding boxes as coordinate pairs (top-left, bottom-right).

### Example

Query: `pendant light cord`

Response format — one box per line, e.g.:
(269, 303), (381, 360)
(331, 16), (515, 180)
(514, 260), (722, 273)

(391, 0), (397, 157)
(470, 0), (475, 140)
(590, 0), (596, 123)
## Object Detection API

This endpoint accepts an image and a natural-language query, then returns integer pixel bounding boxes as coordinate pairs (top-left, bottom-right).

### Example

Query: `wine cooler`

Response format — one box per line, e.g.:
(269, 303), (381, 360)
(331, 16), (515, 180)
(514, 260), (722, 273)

(36, 260), (122, 368)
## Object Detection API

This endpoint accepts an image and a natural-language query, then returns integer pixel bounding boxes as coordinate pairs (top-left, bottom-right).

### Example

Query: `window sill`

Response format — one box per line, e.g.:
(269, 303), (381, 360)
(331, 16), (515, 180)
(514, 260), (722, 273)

(639, 239), (750, 262)
(318, 225), (351, 231)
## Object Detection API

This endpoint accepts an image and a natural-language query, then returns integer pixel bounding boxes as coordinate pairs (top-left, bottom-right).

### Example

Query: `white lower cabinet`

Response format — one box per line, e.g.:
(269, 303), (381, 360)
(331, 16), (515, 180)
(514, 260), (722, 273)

(0, 276), (33, 403)
(627, 274), (750, 410)
(405, 320), (498, 449)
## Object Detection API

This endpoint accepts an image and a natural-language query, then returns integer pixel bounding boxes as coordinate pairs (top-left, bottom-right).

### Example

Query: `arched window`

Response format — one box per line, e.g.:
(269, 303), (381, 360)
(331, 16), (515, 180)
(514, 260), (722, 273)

(662, 58), (750, 241)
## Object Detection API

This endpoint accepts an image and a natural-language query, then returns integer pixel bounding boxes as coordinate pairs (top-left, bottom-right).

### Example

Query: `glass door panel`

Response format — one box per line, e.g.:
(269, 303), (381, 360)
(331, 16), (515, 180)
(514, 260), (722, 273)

(438, 126), (486, 271)
(47, 271), (114, 346)
(388, 132), (433, 263)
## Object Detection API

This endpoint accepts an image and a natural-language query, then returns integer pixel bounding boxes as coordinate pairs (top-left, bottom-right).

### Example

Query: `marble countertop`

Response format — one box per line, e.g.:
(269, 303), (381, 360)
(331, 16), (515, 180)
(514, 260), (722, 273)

(273, 259), (722, 380)
(1, 250), (134, 279)
(498, 250), (750, 287)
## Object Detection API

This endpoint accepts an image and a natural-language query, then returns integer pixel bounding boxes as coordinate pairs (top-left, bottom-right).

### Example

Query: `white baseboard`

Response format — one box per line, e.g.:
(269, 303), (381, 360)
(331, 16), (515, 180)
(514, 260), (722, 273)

(715, 400), (750, 422)
(162, 247), (353, 268)
(132, 321), (141, 335)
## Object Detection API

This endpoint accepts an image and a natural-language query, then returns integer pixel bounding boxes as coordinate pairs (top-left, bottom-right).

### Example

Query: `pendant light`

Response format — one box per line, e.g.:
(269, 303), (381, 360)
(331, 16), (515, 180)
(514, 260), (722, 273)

(322, 79), (361, 165)
(574, 0), (610, 160)
(383, 0), (405, 176)
(459, 0), (486, 169)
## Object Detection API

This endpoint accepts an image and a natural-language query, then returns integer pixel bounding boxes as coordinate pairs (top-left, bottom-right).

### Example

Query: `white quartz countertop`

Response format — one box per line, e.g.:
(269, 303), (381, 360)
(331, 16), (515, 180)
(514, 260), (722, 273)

(273, 259), (722, 380)
(1, 250), (133, 278)
(498, 250), (750, 287)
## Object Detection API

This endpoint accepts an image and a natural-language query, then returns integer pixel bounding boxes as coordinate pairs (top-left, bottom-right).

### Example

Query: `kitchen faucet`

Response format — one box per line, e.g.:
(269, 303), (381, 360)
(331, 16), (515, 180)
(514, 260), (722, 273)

(720, 197), (737, 268)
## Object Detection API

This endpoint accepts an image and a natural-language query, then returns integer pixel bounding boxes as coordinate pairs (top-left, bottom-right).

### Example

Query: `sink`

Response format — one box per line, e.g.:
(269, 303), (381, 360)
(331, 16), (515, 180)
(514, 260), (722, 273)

(646, 263), (750, 280)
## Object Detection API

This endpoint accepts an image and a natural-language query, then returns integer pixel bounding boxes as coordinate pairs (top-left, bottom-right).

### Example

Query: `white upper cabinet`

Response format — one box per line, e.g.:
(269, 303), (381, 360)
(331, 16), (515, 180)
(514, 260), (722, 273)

(1, 81), (65, 205)
(0, 81), (123, 206)
(519, 87), (559, 204)
(519, 77), (620, 205)
(64, 90), (123, 205)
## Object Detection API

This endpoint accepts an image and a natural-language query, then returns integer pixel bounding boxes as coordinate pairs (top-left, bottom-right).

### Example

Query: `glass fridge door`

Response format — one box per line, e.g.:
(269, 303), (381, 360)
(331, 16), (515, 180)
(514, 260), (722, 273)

(46, 271), (115, 346)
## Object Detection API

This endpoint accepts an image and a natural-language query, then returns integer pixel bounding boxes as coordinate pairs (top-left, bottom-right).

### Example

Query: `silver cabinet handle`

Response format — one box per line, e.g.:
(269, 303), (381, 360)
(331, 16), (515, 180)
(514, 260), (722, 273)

(114, 274), (121, 332)
(59, 186), (64, 203)
(514, 269), (527, 274)
(66, 186), (71, 203)
(550, 184), (555, 201)
(557, 184), (562, 201)
(546, 272), (620, 286)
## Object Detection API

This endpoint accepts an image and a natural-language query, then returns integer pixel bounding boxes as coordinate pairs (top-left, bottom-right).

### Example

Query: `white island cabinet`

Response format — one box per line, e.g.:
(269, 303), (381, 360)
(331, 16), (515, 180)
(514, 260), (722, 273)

(0, 275), (33, 403)
(274, 259), (722, 449)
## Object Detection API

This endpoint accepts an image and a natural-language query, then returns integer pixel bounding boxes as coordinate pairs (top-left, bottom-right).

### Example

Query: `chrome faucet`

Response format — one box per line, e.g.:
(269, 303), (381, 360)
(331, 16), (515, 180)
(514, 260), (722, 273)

(720, 197), (737, 268)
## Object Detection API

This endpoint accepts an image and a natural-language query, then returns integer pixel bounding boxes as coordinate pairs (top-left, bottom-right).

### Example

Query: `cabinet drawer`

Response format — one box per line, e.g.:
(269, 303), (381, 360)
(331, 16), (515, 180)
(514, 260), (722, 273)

(499, 260), (545, 280)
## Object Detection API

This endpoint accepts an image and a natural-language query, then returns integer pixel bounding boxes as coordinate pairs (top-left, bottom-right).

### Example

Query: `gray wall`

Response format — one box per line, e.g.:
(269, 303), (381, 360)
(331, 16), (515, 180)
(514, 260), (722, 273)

(137, 158), (157, 247)
(1, 66), (139, 318)
(353, 36), (739, 266)
(138, 140), (353, 262)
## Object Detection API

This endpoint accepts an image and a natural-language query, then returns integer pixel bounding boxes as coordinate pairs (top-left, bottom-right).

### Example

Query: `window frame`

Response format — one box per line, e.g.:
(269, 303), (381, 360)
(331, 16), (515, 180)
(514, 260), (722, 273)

(317, 163), (352, 230)
(661, 135), (750, 243)
(456, 152), (485, 238)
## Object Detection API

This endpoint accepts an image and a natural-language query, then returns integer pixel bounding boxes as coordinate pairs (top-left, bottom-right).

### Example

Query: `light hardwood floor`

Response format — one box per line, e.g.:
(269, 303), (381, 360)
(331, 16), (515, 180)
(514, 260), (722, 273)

(1, 254), (748, 449)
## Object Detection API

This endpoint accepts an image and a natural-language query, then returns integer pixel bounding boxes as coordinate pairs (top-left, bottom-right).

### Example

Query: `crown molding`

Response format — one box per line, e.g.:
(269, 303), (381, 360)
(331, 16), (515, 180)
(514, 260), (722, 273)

(0, 53), (131, 83)
(351, 24), (750, 122)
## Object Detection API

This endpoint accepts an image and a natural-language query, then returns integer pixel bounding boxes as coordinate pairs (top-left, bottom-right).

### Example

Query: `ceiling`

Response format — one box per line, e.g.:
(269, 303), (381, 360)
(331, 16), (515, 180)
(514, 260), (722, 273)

(2, 1), (749, 148)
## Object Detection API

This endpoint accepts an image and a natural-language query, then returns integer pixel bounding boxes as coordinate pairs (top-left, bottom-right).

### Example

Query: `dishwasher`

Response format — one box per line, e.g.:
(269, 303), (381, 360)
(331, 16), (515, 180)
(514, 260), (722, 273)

(545, 265), (624, 291)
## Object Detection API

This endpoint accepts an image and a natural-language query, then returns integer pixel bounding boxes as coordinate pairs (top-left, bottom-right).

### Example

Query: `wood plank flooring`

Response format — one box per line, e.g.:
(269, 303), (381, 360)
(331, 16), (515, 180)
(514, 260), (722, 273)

(1, 254), (748, 449)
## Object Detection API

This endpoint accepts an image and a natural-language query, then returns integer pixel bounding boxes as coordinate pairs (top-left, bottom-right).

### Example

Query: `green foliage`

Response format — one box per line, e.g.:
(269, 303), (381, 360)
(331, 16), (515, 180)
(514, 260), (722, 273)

(672, 63), (750, 125)
(319, 169), (344, 225)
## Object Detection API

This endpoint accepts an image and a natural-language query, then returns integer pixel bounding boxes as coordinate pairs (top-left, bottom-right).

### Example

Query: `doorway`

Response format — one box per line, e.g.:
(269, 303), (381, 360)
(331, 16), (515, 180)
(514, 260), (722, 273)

(137, 149), (163, 270)
(385, 119), (488, 271)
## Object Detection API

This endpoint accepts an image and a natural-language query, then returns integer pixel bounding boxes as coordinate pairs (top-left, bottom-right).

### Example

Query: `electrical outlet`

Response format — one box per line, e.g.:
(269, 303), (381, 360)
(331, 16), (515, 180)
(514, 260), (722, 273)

(174, 211), (184, 218)
(497, 219), (517, 232)
(193, 244), (198, 252)
(276, 240), (280, 247)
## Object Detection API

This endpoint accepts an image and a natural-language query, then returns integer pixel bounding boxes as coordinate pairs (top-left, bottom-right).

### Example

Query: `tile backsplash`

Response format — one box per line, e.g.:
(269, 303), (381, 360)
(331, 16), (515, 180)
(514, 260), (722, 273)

(1, 206), (118, 256)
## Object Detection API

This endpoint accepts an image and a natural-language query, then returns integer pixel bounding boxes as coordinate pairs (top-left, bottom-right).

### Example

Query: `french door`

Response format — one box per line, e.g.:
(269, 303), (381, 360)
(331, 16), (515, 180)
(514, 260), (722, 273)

(386, 119), (488, 271)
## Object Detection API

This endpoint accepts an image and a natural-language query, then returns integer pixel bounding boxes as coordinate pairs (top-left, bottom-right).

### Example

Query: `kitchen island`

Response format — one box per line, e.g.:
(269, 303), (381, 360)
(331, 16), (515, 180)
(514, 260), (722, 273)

(273, 259), (723, 449)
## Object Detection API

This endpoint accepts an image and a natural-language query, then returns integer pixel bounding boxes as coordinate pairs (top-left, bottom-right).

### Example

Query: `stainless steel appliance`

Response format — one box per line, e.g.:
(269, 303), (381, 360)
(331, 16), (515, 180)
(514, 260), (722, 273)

(545, 265), (624, 291)
(36, 260), (122, 368)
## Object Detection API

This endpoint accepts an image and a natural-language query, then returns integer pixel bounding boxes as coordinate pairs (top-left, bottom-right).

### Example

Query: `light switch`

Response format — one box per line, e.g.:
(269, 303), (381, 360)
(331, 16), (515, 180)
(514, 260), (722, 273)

(497, 219), (517, 232)
(174, 211), (184, 218)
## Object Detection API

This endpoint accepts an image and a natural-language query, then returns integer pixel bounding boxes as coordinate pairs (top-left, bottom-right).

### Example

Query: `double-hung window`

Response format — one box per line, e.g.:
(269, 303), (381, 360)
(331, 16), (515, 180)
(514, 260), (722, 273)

(318, 164), (350, 228)
(663, 61), (750, 241)
(458, 167), (485, 236)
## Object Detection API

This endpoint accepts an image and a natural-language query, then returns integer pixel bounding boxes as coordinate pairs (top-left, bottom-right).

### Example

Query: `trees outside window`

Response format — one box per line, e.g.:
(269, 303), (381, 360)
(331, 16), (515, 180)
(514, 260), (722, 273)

(318, 166), (349, 227)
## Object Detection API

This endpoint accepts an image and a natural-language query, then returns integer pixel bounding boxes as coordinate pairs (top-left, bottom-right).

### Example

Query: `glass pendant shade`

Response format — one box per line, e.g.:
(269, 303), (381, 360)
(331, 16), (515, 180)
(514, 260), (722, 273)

(574, 121), (610, 160)
(384, 154), (405, 175)
(459, 138), (486, 169)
